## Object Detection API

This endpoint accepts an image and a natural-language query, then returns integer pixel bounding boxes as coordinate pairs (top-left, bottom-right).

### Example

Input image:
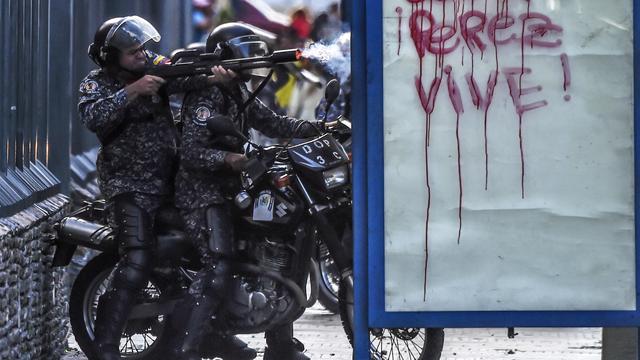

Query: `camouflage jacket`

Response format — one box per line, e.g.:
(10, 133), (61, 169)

(175, 83), (316, 209)
(78, 52), (210, 200)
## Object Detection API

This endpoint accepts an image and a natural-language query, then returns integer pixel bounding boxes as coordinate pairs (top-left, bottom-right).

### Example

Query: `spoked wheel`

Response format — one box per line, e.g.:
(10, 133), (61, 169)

(369, 328), (444, 360)
(338, 278), (444, 360)
(69, 253), (169, 360)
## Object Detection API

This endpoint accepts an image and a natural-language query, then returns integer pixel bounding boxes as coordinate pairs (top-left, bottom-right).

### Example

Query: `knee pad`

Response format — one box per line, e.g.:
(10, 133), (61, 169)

(114, 195), (155, 251)
(193, 260), (231, 298)
(205, 206), (233, 257)
(113, 248), (154, 291)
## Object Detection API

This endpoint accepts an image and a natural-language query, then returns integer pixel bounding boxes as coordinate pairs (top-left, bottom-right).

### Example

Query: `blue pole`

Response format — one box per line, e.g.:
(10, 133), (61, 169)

(352, 0), (368, 358)
(633, 0), (639, 354)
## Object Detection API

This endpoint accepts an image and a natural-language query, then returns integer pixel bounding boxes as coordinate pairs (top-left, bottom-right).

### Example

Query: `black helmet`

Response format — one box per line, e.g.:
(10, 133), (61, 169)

(88, 16), (161, 67)
(206, 22), (271, 78)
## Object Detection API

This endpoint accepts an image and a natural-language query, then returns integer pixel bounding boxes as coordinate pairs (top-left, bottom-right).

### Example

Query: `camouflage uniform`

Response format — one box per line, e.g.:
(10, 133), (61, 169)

(175, 83), (316, 210)
(78, 51), (212, 359)
(78, 51), (210, 201)
(170, 82), (317, 359)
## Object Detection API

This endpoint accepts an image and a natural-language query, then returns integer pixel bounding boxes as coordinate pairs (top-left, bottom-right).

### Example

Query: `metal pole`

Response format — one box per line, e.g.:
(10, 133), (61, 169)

(351, 0), (368, 358)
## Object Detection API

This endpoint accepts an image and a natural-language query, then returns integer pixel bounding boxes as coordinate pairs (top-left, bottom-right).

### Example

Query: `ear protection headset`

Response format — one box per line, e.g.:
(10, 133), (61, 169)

(87, 17), (124, 67)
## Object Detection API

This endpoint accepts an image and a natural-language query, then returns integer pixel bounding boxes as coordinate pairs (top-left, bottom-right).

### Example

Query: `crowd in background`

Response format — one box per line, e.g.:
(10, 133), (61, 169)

(188, 0), (348, 127)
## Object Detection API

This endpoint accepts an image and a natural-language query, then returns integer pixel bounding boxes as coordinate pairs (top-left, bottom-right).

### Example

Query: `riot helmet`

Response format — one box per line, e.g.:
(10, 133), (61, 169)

(88, 16), (161, 68)
(206, 22), (271, 79)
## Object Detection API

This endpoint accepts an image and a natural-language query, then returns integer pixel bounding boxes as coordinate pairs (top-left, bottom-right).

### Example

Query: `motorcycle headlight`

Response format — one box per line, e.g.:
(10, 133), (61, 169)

(323, 165), (349, 190)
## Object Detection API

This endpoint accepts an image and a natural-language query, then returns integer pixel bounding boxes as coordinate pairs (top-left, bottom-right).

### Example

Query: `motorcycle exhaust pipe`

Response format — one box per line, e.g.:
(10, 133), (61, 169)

(57, 217), (115, 252)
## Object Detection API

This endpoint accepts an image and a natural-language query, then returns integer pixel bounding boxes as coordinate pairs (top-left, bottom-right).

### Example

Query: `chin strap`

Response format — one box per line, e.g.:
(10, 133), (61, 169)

(238, 69), (275, 135)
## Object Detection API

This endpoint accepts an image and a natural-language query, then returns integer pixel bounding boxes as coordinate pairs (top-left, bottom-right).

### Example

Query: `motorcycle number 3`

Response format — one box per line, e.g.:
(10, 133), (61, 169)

(253, 191), (274, 221)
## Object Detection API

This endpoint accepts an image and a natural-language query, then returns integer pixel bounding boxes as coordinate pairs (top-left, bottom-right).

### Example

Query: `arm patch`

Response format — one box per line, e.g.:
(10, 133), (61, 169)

(193, 105), (212, 126)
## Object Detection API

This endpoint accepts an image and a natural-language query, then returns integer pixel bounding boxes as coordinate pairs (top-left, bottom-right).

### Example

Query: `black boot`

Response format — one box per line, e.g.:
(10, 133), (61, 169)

(200, 334), (257, 359)
(93, 289), (135, 360)
(171, 294), (218, 360)
(264, 323), (309, 360)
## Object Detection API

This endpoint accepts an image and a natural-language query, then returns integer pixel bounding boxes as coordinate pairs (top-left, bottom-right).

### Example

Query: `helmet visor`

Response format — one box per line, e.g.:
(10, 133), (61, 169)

(105, 16), (161, 52)
(228, 36), (271, 78)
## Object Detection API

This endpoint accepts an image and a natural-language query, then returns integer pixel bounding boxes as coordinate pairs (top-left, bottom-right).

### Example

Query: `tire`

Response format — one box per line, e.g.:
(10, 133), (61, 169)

(338, 280), (444, 360)
(69, 252), (170, 360)
(316, 248), (340, 314)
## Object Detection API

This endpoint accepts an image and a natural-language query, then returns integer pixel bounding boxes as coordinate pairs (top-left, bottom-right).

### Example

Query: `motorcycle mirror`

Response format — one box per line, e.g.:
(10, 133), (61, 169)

(323, 79), (341, 123)
(325, 79), (341, 106)
(206, 115), (248, 142)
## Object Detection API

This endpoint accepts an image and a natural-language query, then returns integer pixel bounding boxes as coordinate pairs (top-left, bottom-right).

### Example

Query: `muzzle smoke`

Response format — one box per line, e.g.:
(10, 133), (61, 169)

(302, 32), (351, 84)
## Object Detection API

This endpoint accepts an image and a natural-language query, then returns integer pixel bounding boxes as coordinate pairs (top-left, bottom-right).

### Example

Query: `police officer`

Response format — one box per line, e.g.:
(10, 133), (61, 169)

(78, 16), (236, 360)
(171, 22), (318, 360)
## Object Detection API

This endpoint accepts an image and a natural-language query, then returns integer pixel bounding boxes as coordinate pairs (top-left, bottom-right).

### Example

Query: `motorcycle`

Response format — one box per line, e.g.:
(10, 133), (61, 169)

(51, 82), (356, 359)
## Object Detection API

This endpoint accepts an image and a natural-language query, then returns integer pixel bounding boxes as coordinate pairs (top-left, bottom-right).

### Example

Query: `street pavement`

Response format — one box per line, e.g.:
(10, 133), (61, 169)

(62, 303), (602, 360)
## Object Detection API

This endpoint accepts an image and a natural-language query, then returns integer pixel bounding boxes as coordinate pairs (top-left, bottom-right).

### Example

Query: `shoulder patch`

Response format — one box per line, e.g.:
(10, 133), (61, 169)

(193, 106), (212, 126)
(81, 80), (99, 93)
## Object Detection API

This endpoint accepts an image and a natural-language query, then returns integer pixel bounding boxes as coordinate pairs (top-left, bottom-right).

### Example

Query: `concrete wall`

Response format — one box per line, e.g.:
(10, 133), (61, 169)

(0, 194), (70, 359)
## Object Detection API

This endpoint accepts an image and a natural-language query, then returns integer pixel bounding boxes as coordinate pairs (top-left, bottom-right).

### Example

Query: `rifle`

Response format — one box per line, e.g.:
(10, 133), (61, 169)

(147, 48), (302, 78)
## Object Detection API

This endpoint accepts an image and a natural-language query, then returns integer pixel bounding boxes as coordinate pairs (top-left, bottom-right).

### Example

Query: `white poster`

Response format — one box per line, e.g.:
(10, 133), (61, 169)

(383, 0), (635, 311)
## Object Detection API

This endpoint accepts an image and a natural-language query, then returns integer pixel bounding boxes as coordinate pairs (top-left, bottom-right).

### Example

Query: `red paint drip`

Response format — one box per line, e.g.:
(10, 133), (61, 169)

(484, 104), (490, 189)
(422, 0), (431, 301)
(429, 0), (436, 145)
(471, 0), (476, 86)
(519, 0), (531, 96)
(445, 65), (464, 244)
(440, 0), (446, 70)
(493, 0), (500, 94)
(518, 114), (525, 198)
(466, 70), (497, 190)
(455, 112), (463, 244)
(396, 6), (403, 56)
(489, 0), (502, 190)
(560, 53), (571, 101)
(423, 113), (431, 301)
(505, 66), (548, 199)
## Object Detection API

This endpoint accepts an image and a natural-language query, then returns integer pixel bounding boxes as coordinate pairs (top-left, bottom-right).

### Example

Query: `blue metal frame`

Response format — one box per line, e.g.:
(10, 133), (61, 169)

(351, 0), (640, 344)
(351, 0), (370, 358)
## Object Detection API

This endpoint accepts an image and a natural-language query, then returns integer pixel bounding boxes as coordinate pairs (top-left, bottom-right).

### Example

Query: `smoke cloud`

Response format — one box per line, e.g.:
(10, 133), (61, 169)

(302, 32), (351, 84)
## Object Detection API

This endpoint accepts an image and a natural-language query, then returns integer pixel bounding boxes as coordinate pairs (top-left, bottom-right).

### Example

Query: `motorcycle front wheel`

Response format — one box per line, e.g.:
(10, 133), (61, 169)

(316, 242), (340, 314)
(69, 253), (169, 360)
(338, 280), (444, 360)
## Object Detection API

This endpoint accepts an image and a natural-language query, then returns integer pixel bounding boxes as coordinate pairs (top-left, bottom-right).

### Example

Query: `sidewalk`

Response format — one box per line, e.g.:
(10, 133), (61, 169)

(62, 304), (602, 360)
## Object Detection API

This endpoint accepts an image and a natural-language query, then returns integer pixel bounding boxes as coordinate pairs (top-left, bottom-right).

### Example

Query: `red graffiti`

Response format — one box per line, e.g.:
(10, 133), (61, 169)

(460, 10), (488, 53)
(504, 67), (548, 116)
(409, 6), (563, 57)
(403, 0), (569, 300)
(504, 67), (548, 198)
(410, 10), (461, 57)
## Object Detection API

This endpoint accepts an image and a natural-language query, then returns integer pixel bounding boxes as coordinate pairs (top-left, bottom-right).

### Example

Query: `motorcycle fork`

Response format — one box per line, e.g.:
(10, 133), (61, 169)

(288, 221), (316, 287)
(293, 176), (352, 275)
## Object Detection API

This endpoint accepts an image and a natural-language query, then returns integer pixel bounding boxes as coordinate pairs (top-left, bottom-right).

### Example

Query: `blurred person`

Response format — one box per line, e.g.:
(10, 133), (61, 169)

(192, 0), (217, 42)
(290, 7), (311, 40)
(310, 2), (342, 42)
